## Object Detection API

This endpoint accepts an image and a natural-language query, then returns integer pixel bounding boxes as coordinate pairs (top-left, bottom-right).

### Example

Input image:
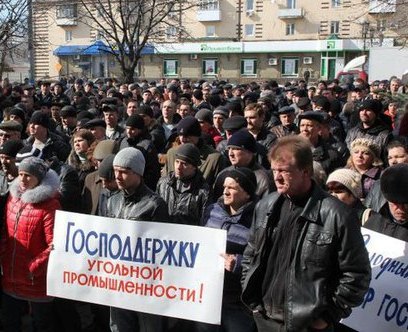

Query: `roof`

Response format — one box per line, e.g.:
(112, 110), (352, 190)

(53, 45), (89, 56)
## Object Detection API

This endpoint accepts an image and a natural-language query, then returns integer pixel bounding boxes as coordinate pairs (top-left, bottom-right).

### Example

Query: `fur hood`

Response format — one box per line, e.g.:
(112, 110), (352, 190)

(9, 169), (60, 204)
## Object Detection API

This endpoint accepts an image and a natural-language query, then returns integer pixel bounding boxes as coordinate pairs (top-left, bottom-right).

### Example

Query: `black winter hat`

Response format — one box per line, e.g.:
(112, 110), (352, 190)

(126, 115), (145, 129)
(29, 111), (51, 129)
(175, 143), (201, 167)
(138, 105), (154, 118)
(98, 154), (115, 180)
(61, 106), (77, 118)
(359, 99), (383, 115)
(0, 139), (24, 158)
(177, 116), (201, 137)
(227, 129), (257, 153)
(224, 167), (257, 199)
(9, 107), (26, 122)
(381, 164), (408, 204)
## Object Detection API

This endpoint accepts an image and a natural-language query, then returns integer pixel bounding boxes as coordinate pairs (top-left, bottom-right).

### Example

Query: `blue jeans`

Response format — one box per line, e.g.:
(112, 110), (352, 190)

(1, 293), (55, 332)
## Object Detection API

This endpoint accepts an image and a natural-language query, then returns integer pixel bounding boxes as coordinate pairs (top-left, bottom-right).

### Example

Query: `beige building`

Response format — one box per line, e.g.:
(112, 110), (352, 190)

(32, 0), (398, 83)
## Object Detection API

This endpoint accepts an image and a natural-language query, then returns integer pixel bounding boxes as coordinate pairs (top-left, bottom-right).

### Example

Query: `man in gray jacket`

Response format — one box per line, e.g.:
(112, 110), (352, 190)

(106, 147), (169, 332)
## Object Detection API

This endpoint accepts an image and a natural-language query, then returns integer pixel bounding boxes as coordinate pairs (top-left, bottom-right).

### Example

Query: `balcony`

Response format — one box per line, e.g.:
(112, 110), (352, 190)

(369, 0), (396, 13)
(56, 18), (78, 26)
(278, 8), (304, 19)
(197, 9), (221, 21)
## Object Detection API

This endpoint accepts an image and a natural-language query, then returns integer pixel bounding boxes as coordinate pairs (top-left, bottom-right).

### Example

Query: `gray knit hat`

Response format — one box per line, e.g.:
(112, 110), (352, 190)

(175, 143), (201, 167)
(18, 157), (49, 183)
(113, 147), (145, 176)
(326, 168), (362, 199)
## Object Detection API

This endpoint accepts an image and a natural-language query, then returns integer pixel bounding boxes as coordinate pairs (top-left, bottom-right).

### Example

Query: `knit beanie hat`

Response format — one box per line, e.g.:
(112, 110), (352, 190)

(177, 116), (201, 137)
(350, 138), (381, 160)
(137, 105), (154, 118)
(224, 167), (257, 199)
(359, 99), (383, 114)
(0, 140), (24, 158)
(18, 156), (49, 183)
(29, 111), (51, 129)
(9, 107), (26, 122)
(227, 129), (257, 153)
(381, 164), (408, 204)
(326, 168), (362, 199)
(175, 143), (201, 167)
(113, 147), (145, 176)
(126, 115), (145, 129)
(98, 154), (115, 180)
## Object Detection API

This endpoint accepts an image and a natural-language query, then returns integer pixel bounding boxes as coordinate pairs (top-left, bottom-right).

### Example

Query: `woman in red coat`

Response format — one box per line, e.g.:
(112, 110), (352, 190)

(1, 156), (60, 332)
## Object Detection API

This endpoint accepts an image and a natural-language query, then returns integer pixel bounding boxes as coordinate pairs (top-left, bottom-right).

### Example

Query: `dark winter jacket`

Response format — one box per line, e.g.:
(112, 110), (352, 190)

(203, 199), (256, 304)
(105, 183), (169, 222)
(156, 171), (211, 225)
(241, 185), (371, 331)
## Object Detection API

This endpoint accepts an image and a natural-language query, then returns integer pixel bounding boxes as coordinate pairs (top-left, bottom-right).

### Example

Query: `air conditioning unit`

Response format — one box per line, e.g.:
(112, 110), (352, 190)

(303, 57), (313, 64)
(190, 54), (198, 60)
(246, 10), (254, 16)
(268, 57), (278, 66)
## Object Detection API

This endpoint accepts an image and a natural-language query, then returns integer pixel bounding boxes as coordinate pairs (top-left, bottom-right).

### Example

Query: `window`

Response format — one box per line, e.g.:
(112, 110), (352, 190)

(246, 0), (254, 11)
(202, 59), (218, 76)
(286, 23), (295, 35)
(65, 30), (73, 42)
(206, 25), (216, 37)
(96, 30), (104, 40)
(241, 59), (257, 76)
(164, 60), (178, 76)
(56, 4), (77, 18)
(287, 0), (296, 9)
(330, 21), (340, 34)
(166, 27), (177, 39)
(199, 0), (219, 10)
(245, 24), (255, 36)
(281, 58), (299, 76)
(332, 0), (341, 7)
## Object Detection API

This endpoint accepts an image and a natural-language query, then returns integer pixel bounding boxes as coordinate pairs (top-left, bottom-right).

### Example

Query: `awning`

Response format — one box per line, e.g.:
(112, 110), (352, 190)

(53, 45), (89, 56)
(54, 42), (156, 57)
(82, 41), (112, 55)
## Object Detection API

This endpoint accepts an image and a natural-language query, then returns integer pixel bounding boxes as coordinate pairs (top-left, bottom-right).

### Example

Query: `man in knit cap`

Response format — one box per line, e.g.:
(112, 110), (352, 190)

(107, 147), (169, 332)
(214, 129), (274, 200)
(163, 116), (225, 186)
(157, 143), (211, 225)
(16, 111), (71, 163)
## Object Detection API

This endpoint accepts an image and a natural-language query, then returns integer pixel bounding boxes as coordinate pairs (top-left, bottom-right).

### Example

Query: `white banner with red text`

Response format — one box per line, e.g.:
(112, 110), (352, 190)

(47, 211), (227, 324)
(342, 228), (408, 331)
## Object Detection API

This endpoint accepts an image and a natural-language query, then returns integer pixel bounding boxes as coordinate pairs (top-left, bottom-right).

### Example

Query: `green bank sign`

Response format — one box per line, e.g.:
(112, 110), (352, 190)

(200, 43), (242, 53)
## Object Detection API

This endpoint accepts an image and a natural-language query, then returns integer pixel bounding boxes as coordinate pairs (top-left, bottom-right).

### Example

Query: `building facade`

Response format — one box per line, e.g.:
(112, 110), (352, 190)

(32, 0), (398, 83)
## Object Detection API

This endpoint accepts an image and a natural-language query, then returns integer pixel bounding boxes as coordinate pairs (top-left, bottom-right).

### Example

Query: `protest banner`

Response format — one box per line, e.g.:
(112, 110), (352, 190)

(48, 211), (227, 324)
(342, 228), (408, 331)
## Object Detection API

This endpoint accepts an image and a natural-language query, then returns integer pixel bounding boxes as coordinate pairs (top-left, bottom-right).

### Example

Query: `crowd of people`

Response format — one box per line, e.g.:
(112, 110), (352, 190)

(0, 74), (407, 332)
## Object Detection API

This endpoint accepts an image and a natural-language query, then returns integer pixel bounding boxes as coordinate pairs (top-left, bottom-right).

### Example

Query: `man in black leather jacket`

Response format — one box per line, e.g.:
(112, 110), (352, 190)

(241, 136), (371, 332)
(106, 147), (169, 332)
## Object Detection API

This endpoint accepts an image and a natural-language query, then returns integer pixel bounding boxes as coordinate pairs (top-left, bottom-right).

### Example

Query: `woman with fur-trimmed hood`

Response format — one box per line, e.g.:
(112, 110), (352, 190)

(0, 156), (60, 331)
